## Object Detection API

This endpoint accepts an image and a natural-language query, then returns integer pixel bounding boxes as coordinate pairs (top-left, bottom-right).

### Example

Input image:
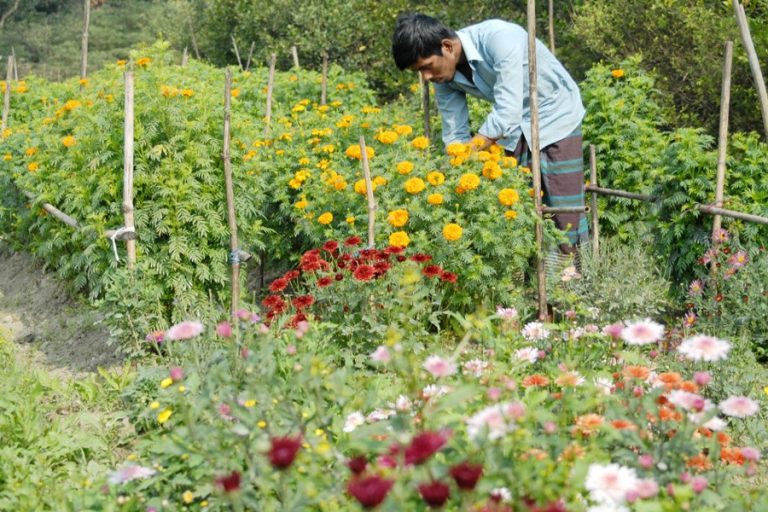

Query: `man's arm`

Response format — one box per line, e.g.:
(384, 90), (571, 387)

(433, 83), (471, 147)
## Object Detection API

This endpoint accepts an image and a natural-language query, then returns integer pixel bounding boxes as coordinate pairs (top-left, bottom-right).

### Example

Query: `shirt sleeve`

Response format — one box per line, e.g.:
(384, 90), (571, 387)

(433, 83), (471, 147)
(477, 29), (524, 141)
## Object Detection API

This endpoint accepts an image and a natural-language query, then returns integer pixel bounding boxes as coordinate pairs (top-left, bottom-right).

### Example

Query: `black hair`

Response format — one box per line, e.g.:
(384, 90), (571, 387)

(392, 12), (457, 71)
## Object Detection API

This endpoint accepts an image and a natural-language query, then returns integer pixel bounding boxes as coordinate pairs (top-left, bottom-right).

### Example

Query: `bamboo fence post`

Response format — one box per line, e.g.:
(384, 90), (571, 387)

(527, 0), (548, 321)
(548, 0), (556, 55)
(712, 41), (733, 240)
(2, 55), (13, 132)
(420, 73), (431, 141)
(187, 15), (201, 59)
(733, 0), (768, 141)
(80, 0), (90, 81)
(245, 42), (255, 71)
(11, 46), (17, 81)
(264, 53), (276, 137)
(321, 51), (328, 106)
(291, 45), (299, 68)
(181, 47), (188, 66)
(589, 144), (599, 260)
(359, 136), (376, 248)
(123, 71), (136, 269)
(696, 205), (768, 224)
(223, 69), (240, 318)
(231, 36), (243, 70)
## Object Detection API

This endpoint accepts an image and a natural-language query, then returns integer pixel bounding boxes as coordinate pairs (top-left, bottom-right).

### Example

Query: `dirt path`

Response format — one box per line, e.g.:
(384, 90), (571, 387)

(0, 242), (123, 374)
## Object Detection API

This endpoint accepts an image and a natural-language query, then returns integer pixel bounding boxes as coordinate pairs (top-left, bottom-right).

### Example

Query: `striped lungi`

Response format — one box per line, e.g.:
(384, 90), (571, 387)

(507, 126), (589, 255)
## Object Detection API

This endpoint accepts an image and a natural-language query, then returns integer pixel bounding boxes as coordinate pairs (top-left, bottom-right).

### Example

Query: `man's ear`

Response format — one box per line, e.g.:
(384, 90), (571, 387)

(441, 38), (455, 56)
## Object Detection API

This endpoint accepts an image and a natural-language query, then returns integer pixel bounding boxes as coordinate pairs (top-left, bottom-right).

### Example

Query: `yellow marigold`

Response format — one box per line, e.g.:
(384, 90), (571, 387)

(373, 176), (387, 186)
(410, 83), (420, 93)
(27, 162), (39, 172)
(25, 147), (38, 156)
(375, 130), (399, 144)
(3, 153), (11, 161)
(446, 142), (469, 157)
(157, 408), (173, 424)
(362, 106), (381, 114)
(292, 104), (306, 113)
(346, 215), (355, 223)
(317, 105), (330, 113)
(389, 231), (410, 248)
(498, 188), (520, 206)
(387, 209), (409, 227)
(489, 144), (504, 156)
(294, 200), (308, 209)
(354, 179), (374, 195)
(231, 88), (240, 97)
(520, 166), (531, 174)
(344, 144), (374, 160)
(317, 212), (333, 225)
(458, 173), (481, 191)
(331, 100), (342, 107)
(411, 136), (429, 150)
(611, 69), (625, 79)
(299, 157), (311, 165)
(182, 490), (194, 504)
(404, 177), (426, 194)
(482, 161), (502, 180)
(505, 210), (518, 220)
(475, 150), (492, 162)
(332, 177), (347, 191)
(443, 223), (463, 241)
(427, 193), (444, 205)
(63, 100), (81, 111)
(501, 156), (517, 168)
(289, 178), (303, 189)
(450, 155), (468, 167)
(393, 124), (413, 136)
(78, 78), (89, 86)
(161, 85), (179, 97)
(2, 128), (12, 138)
(136, 57), (152, 67)
(396, 161), (414, 175)
(181, 89), (193, 97)
(426, 171), (445, 186)
(160, 378), (173, 388)
(62, 135), (76, 148)
(15, 82), (27, 94)
(116, 59), (127, 68)
(320, 144), (335, 154)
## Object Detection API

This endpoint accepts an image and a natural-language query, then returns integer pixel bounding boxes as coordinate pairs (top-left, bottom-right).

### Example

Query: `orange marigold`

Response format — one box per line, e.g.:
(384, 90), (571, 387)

(522, 374), (550, 388)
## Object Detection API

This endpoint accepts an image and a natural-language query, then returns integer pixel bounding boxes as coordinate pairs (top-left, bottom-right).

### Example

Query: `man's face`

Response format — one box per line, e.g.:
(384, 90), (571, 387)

(409, 39), (458, 83)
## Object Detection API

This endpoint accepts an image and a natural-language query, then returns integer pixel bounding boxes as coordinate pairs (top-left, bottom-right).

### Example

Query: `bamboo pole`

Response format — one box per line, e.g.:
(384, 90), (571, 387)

(527, 0), (548, 321)
(733, 0), (768, 141)
(588, 145), (599, 260)
(291, 45), (299, 68)
(123, 71), (136, 269)
(321, 51), (328, 106)
(2, 55), (12, 132)
(10, 46), (17, 81)
(80, 0), (90, 81)
(584, 184), (655, 202)
(420, 73), (431, 141)
(697, 204), (768, 224)
(264, 53), (276, 137)
(181, 47), (188, 66)
(541, 206), (588, 214)
(712, 41), (734, 239)
(231, 35), (243, 70)
(548, 0), (556, 55)
(245, 42), (255, 71)
(223, 69), (240, 318)
(187, 15), (201, 59)
(359, 136), (376, 248)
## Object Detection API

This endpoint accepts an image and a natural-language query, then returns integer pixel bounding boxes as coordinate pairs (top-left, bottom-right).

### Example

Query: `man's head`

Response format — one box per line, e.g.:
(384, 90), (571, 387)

(392, 13), (461, 84)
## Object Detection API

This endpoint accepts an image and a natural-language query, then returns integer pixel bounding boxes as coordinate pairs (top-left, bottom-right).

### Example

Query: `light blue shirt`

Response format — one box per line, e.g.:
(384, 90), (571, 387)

(433, 19), (585, 150)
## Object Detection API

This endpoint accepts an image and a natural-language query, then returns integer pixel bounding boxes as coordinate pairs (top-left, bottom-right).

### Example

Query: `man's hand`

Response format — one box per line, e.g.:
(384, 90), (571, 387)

(470, 134), (497, 152)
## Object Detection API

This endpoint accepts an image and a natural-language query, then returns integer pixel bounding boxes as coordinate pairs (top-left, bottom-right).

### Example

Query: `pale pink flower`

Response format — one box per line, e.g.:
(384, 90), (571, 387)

(633, 478), (659, 499)
(638, 454), (653, 470)
(294, 320), (310, 338)
(691, 476), (708, 494)
(487, 387), (502, 401)
(693, 371), (711, 386)
(702, 416), (727, 431)
(496, 306), (518, 320)
(166, 320), (205, 340)
(621, 319), (664, 345)
(366, 409), (395, 422)
(718, 396), (759, 418)
(421, 384), (449, 400)
(742, 447), (761, 461)
(522, 321), (549, 341)
(108, 464), (156, 484)
(677, 335), (731, 362)
(688, 280), (704, 297)
(215, 321), (233, 338)
(343, 411), (365, 432)
(466, 402), (525, 440)
(594, 377), (613, 395)
(667, 390), (710, 411)
(514, 347), (539, 363)
(169, 367), (184, 381)
(728, 250), (749, 269)
(585, 463), (639, 505)
(602, 323), (624, 340)
(463, 359), (489, 377)
(712, 228), (729, 244)
(423, 355), (457, 378)
(370, 345), (391, 363)
(393, 395), (412, 411)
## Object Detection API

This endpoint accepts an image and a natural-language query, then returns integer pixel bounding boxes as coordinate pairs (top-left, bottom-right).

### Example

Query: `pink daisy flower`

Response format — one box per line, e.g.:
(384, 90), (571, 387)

(514, 347), (539, 363)
(585, 463), (639, 505)
(370, 345), (391, 363)
(677, 335), (731, 362)
(108, 464), (156, 485)
(718, 396), (759, 418)
(166, 320), (205, 340)
(423, 355), (457, 378)
(620, 319), (664, 345)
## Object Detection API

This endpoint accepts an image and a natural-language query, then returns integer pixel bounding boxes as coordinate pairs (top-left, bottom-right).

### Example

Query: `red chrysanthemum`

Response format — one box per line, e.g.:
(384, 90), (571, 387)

(317, 276), (334, 287)
(449, 461), (483, 490)
(347, 475), (394, 509)
(384, 246), (405, 255)
(396, 255), (407, 262)
(411, 253), (432, 263)
(268, 435), (302, 469)
(283, 270), (301, 281)
(346, 455), (368, 474)
(440, 271), (458, 283)
(269, 277), (290, 293)
(288, 312), (308, 328)
(422, 264), (443, 278)
(353, 264), (376, 281)
(418, 480), (451, 508)
(344, 235), (363, 247)
(358, 248), (379, 261)
(262, 294), (286, 310)
(335, 273), (344, 281)
(322, 240), (340, 253)
(404, 431), (448, 465)
(374, 261), (391, 275)
(292, 294), (315, 310)
(214, 470), (241, 493)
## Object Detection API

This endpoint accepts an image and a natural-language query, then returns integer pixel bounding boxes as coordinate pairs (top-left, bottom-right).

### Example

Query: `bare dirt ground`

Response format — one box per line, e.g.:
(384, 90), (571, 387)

(0, 241), (123, 374)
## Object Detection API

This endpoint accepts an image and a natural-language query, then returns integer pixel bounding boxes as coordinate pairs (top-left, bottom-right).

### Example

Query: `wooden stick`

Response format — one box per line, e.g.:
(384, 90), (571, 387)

(2, 55), (12, 132)
(182, 47), (188, 66)
(80, 0), (90, 81)
(187, 15), (201, 59)
(584, 184), (655, 202)
(231, 35), (243, 70)
(548, 0), (556, 55)
(696, 204), (768, 224)
(527, 0), (548, 321)
(359, 136), (376, 248)
(291, 45), (299, 68)
(123, 71), (136, 269)
(245, 42), (255, 71)
(223, 69), (240, 318)
(588, 144), (599, 260)
(733, 0), (768, 141)
(10, 46), (17, 81)
(712, 41), (733, 239)
(541, 206), (588, 214)
(421, 73), (431, 141)
(320, 51), (328, 106)
(264, 53), (276, 137)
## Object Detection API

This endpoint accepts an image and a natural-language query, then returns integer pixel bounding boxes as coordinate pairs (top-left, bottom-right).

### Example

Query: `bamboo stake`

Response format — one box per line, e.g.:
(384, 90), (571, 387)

(291, 45), (299, 68)
(541, 206), (588, 214)
(320, 51), (328, 106)
(264, 53), (276, 137)
(712, 41), (733, 239)
(80, 0), (90, 81)
(420, 73), (431, 141)
(2, 55), (12, 132)
(187, 15), (201, 59)
(548, 0), (556, 55)
(584, 184), (655, 202)
(11, 46), (17, 81)
(245, 42), (255, 71)
(182, 47), (188, 66)
(733, 0), (768, 141)
(588, 145), (599, 260)
(697, 204), (768, 224)
(223, 69), (240, 318)
(231, 35), (243, 70)
(123, 71), (136, 269)
(359, 136), (376, 248)
(527, 0), (548, 321)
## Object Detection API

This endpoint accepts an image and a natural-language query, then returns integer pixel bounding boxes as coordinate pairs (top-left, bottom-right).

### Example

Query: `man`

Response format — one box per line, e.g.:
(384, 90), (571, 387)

(392, 13), (588, 257)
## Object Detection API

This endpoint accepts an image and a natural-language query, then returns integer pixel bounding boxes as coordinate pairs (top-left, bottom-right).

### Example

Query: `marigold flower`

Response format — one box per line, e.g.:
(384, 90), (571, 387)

(411, 136), (429, 150)
(345, 144), (374, 160)
(27, 162), (39, 172)
(136, 57), (152, 67)
(482, 161), (503, 180)
(317, 212), (333, 225)
(404, 177), (426, 194)
(623, 365), (651, 380)
(394, 124), (413, 135)
(426, 171), (445, 186)
(157, 408), (173, 424)
(442, 223), (463, 241)
(504, 210), (517, 220)
(396, 160), (414, 175)
(387, 209), (409, 227)
(25, 147), (37, 156)
(427, 193), (444, 205)
(498, 188), (520, 206)
(294, 200), (308, 209)
(375, 130), (398, 144)
(62, 135), (76, 148)
(446, 142), (469, 157)
(458, 173), (480, 192)
(389, 231), (410, 248)
(611, 69), (625, 79)
(502, 156), (518, 168)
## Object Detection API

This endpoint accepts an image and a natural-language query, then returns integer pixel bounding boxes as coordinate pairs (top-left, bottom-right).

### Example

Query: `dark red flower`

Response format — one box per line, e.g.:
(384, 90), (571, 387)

(449, 461), (483, 490)
(301, 259), (329, 272)
(344, 235), (363, 247)
(384, 246), (405, 255)
(262, 294), (286, 310)
(411, 253), (432, 263)
(440, 271), (458, 283)
(418, 480), (451, 508)
(322, 240), (340, 253)
(335, 273), (344, 281)
(396, 255), (407, 262)
(292, 294), (315, 309)
(214, 470), (241, 493)
(288, 312), (308, 328)
(422, 264), (443, 278)
(373, 261), (391, 275)
(346, 455), (368, 474)
(353, 264), (376, 281)
(317, 276), (334, 287)
(405, 430), (448, 465)
(358, 248), (379, 261)
(524, 497), (569, 512)
(283, 270), (301, 281)
(347, 475), (394, 509)
(269, 278), (290, 293)
(268, 435), (302, 469)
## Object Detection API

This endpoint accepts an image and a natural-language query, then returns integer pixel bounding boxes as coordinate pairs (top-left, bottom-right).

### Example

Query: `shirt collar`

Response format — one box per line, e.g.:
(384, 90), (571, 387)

(457, 31), (482, 63)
